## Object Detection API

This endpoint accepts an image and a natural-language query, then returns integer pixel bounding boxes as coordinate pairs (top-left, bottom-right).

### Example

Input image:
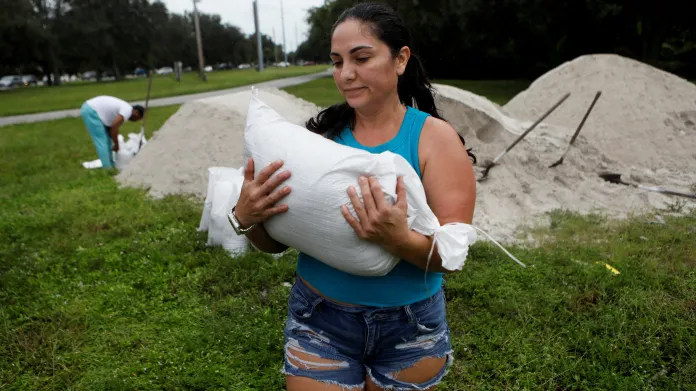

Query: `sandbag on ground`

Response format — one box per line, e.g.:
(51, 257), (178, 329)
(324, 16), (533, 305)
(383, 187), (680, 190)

(197, 166), (249, 255)
(82, 132), (148, 170)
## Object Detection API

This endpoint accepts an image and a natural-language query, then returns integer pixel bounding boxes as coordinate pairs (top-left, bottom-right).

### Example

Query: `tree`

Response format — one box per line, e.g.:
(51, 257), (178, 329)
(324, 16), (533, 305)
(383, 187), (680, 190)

(0, 0), (41, 75)
(295, 0), (696, 79)
(5, 0), (692, 84)
(0, 0), (289, 85)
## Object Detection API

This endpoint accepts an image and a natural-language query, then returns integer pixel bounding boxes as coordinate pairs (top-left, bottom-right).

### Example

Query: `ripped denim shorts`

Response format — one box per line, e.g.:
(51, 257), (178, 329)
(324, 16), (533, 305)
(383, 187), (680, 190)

(282, 277), (453, 390)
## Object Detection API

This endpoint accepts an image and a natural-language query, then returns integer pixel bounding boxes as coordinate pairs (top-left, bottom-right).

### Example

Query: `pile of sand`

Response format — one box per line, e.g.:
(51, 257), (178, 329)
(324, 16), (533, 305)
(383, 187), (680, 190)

(504, 54), (696, 172)
(431, 53), (696, 241)
(117, 54), (696, 243)
(116, 88), (320, 199)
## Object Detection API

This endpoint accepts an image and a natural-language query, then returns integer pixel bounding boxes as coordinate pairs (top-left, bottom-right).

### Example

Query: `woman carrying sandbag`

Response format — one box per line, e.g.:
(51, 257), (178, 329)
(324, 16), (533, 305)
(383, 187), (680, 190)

(231, 3), (476, 390)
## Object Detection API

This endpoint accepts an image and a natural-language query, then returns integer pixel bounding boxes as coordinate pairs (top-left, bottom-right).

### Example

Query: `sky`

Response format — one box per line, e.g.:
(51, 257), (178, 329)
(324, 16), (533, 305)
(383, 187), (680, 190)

(160, 0), (326, 53)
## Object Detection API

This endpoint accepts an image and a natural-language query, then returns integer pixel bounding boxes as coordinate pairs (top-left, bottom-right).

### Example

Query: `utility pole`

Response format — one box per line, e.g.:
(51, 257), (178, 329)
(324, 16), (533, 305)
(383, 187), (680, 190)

(295, 23), (299, 64)
(193, 0), (207, 81)
(273, 27), (279, 64)
(253, 0), (264, 71)
(280, 0), (288, 63)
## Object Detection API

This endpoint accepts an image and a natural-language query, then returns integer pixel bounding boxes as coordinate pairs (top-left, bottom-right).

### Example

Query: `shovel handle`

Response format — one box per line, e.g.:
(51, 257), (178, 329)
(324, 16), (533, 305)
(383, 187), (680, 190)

(142, 71), (154, 128)
(639, 185), (696, 200)
(568, 91), (601, 146)
(495, 92), (570, 163)
(138, 71), (154, 148)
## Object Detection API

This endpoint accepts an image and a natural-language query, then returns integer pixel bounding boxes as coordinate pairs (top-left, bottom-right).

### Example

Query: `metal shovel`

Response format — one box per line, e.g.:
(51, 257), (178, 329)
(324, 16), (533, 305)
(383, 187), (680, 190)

(138, 71), (154, 150)
(549, 91), (602, 168)
(599, 172), (696, 200)
(479, 92), (571, 181)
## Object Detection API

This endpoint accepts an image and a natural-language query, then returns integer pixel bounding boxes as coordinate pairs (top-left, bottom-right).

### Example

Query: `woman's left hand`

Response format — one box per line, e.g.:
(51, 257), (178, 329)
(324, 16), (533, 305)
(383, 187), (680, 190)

(341, 175), (411, 248)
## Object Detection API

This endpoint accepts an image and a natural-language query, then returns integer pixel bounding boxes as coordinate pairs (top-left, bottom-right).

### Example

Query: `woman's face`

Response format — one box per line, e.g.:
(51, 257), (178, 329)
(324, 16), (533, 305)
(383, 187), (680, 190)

(330, 19), (409, 110)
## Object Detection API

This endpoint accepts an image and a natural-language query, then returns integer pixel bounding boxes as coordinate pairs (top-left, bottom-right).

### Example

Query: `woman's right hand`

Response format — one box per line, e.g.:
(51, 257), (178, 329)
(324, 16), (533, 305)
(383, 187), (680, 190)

(234, 158), (292, 228)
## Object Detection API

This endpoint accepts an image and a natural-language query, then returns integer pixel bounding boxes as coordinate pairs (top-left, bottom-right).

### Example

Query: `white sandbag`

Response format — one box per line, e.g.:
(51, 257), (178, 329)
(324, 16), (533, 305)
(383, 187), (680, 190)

(128, 132), (148, 150)
(243, 87), (480, 276)
(207, 172), (248, 255)
(82, 159), (102, 169)
(81, 132), (146, 170)
(199, 166), (244, 232)
(199, 168), (218, 232)
(114, 149), (136, 170)
(114, 133), (147, 170)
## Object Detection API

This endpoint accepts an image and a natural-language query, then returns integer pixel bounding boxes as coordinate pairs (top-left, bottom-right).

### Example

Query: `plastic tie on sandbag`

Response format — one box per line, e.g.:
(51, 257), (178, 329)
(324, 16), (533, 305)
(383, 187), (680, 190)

(422, 223), (525, 301)
(425, 223), (526, 272)
(470, 225), (526, 268)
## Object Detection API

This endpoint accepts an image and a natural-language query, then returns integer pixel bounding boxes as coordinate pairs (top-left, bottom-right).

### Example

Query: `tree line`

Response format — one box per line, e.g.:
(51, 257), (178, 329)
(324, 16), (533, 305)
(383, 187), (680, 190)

(3, 0), (694, 85)
(296, 0), (696, 80)
(0, 0), (287, 85)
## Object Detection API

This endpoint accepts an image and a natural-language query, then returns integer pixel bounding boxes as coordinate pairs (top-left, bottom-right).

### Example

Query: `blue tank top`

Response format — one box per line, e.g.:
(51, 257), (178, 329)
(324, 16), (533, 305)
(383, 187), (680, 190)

(295, 106), (443, 307)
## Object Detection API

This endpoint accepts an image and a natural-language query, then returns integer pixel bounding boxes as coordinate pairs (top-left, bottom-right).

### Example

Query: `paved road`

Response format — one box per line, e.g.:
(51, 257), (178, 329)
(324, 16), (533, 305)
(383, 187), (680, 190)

(0, 70), (331, 127)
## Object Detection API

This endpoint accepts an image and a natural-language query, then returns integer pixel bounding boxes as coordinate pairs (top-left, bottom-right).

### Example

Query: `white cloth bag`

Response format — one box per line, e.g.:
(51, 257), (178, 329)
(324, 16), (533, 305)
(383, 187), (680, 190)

(113, 133), (147, 170)
(199, 167), (244, 231)
(199, 166), (249, 255)
(242, 87), (481, 276)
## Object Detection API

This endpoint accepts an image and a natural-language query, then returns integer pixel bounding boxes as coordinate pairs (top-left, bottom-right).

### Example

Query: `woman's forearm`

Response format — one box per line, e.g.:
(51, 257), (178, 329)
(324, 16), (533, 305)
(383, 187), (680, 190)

(246, 223), (289, 254)
(384, 231), (450, 273)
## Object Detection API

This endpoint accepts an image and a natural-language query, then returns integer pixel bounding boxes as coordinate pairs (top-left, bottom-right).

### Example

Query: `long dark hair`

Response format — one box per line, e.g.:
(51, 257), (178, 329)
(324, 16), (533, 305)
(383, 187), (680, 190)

(306, 2), (476, 163)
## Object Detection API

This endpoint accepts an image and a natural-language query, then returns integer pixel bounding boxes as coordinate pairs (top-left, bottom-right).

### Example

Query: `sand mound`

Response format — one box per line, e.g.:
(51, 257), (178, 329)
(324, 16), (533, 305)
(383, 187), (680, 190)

(433, 54), (696, 241)
(432, 84), (531, 141)
(116, 88), (320, 199)
(467, 125), (691, 241)
(504, 53), (696, 172)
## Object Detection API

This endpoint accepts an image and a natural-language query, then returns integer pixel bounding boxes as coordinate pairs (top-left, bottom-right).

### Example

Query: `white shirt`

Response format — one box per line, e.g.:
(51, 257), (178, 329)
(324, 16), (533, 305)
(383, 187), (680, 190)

(86, 96), (133, 126)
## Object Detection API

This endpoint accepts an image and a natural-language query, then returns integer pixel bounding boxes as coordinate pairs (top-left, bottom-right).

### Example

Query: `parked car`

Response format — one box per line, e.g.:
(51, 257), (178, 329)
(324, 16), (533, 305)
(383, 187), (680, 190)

(101, 70), (116, 81)
(82, 71), (97, 80)
(134, 67), (148, 77)
(0, 75), (24, 89)
(21, 75), (38, 86)
(156, 67), (174, 75)
(204, 65), (213, 72)
(237, 63), (251, 69)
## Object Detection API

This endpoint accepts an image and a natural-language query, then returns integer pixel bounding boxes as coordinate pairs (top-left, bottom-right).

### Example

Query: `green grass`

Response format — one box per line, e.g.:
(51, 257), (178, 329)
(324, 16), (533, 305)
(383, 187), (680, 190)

(434, 79), (530, 105)
(282, 77), (343, 108)
(283, 76), (528, 107)
(1, 83), (695, 390)
(0, 66), (329, 117)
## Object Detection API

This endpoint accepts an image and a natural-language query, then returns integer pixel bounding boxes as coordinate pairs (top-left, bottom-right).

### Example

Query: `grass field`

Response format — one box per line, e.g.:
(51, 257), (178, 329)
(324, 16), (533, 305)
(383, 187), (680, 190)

(0, 65), (328, 117)
(1, 82), (695, 390)
(283, 77), (529, 106)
